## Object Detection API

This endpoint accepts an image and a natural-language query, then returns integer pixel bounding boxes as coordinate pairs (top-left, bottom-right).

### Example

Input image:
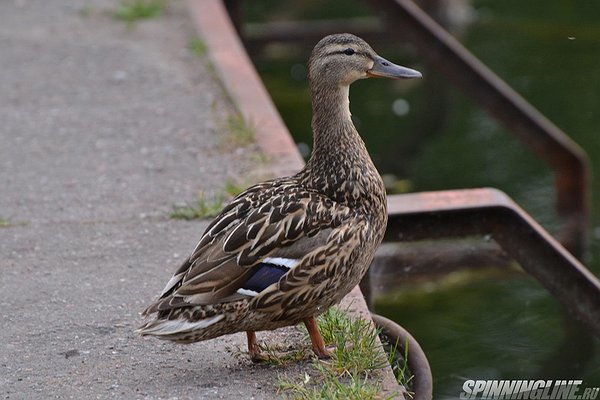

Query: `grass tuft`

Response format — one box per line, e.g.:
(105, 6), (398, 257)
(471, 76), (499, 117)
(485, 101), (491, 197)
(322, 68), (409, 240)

(0, 217), (14, 228)
(249, 151), (270, 165)
(223, 179), (247, 198)
(315, 307), (350, 345)
(277, 366), (383, 400)
(219, 113), (255, 149)
(0, 216), (27, 228)
(318, 309), (388, 378)
(187, 37), (207, 58)
(113, 0), (166, 23)
(169, 180), (249, 221)
(381, 334), (414, 394)
(278, 308), (396, 399)
(170, 192), (225, 220)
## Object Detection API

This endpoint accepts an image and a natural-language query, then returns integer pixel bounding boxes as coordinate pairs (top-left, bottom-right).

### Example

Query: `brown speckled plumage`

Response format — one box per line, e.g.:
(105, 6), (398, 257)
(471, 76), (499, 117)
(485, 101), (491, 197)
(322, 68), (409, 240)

(137, 33), (421, 358)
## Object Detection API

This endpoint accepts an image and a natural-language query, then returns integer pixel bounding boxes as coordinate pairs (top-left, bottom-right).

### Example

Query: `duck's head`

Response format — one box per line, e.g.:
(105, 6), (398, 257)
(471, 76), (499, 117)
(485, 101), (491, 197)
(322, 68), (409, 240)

(308, 33), (421, 88)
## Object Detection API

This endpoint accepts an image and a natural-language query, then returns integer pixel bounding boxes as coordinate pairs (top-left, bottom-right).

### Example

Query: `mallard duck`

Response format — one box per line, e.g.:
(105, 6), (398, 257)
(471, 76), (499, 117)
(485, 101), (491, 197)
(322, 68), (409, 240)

(138, 33), (421, 361)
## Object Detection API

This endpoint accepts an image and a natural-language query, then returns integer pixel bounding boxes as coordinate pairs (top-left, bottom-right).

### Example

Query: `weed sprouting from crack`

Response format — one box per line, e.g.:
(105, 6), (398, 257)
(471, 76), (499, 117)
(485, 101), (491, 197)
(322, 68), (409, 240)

(219, 113), (256, 150)
(170, 191), (225, 220)
(276, 366), (384, 400)
(113, 0), (167, 25)
(0, 216), (28, 228)
(169, 179), (248, 221)
(187, 37), (207, 58)
(380, 332), (415, 395)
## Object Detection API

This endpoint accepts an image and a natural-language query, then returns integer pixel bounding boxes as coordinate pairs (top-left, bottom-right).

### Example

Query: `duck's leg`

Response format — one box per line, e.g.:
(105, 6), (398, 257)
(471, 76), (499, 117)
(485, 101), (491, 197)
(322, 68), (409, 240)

(303, 316), (332, 358)
(246, 331), (270, 363)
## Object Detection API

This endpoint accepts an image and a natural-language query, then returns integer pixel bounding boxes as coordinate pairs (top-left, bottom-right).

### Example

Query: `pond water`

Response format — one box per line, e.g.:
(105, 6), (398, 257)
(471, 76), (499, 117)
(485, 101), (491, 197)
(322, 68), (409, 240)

(245, 0), (600, 396)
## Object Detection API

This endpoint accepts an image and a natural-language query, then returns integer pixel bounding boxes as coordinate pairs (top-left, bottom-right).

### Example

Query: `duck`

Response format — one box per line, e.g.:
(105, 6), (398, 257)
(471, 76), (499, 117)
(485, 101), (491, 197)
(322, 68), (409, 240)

(137, 33), (421, 361)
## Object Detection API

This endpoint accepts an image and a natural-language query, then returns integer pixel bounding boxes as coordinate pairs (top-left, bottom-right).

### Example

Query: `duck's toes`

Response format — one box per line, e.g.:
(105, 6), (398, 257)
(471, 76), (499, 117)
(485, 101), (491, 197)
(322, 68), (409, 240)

(249, 350), (275, 363)
(312, 344), (335, 359)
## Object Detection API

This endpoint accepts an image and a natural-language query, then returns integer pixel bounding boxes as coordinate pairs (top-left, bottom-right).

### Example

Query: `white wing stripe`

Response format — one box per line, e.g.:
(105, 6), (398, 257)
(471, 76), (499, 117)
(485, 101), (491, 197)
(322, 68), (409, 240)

(236, 288), (259, 297)
(263, 257), (300, 269)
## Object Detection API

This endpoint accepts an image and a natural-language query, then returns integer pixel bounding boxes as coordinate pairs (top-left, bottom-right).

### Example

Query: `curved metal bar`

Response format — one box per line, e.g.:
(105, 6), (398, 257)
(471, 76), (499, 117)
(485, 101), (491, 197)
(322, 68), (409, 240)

(385, 188), (600, 337)
(371, 313), (433, 400)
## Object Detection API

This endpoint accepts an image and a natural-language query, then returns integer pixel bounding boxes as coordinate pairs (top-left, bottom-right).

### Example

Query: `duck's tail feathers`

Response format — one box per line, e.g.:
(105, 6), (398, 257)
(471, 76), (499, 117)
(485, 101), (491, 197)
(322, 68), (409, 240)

(136, 314), (224, 338)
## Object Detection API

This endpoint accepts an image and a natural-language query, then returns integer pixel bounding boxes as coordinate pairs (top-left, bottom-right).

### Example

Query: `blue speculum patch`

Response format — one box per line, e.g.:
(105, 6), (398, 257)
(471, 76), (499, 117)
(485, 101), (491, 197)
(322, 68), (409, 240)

(242, 263), (290, 293)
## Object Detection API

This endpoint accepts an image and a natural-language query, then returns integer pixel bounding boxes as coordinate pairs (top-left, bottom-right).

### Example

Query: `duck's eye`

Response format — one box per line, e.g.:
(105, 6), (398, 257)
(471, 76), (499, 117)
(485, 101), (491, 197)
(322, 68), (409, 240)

(343, 48), (355, 56)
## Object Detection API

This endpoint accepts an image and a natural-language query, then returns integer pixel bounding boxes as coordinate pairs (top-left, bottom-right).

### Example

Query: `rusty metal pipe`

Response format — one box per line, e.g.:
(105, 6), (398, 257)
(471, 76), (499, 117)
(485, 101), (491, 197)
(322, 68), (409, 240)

(371, 313), (433, 400)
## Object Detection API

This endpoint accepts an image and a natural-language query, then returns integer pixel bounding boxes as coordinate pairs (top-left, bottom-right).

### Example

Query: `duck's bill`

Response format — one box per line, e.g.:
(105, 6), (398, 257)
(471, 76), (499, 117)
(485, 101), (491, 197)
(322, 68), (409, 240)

(367, 55), (422, 79)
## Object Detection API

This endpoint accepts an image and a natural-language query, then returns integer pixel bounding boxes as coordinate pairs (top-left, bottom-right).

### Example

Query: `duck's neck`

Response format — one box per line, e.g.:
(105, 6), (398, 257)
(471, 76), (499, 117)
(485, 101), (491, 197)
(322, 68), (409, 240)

(308, 82), (358, 155)
(301, 81), (385, 209)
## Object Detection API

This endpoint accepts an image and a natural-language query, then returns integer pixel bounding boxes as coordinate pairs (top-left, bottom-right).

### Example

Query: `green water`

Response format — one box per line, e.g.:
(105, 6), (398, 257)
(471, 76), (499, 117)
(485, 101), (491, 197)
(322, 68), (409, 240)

(245, 0), (600, 397)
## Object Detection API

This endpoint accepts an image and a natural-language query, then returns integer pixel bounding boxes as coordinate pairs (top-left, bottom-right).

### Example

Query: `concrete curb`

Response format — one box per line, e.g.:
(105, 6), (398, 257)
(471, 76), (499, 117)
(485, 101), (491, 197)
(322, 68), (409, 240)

(186, 0), (404, 397)
(187, 0), (304, 177)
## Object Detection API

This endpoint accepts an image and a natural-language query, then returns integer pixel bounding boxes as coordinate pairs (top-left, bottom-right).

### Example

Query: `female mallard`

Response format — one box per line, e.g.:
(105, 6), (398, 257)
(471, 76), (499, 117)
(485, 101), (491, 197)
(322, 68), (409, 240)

(138, 33), (421, 361)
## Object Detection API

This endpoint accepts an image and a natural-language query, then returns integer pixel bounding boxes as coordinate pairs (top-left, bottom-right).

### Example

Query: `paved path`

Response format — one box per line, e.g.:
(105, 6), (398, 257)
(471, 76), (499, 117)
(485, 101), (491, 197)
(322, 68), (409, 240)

(0, 1), (306, 398)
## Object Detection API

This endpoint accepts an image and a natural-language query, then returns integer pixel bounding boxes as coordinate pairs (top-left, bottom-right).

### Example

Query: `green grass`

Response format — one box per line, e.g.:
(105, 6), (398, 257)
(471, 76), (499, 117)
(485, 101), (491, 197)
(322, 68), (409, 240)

(219, 113), (256, 149)
(277, 365), (383, 400)
(187, 37), (207, 58)
(277, 308), (397, 399)
(318, 308), (388, 377)
(223, 180), (246, 198)
(113, 0), (166, 23)
(0, 216), (27, 228)
(249, 151), (271, 165)
(170, 192), (225, 220)
(257, 342), (310, 366)
(0, 217), (13, 228)
(169, 180), (249, 221)
(381, 334), (414, 395)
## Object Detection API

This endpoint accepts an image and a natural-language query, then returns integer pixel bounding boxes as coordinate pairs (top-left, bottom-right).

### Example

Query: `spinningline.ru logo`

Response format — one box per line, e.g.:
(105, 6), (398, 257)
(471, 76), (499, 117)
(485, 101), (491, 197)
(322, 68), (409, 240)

(460, 380), (599, 399)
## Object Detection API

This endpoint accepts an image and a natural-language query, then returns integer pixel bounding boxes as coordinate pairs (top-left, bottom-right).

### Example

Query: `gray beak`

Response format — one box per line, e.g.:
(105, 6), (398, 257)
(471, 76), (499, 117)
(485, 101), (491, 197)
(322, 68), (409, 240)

(367, 55), (422, 79)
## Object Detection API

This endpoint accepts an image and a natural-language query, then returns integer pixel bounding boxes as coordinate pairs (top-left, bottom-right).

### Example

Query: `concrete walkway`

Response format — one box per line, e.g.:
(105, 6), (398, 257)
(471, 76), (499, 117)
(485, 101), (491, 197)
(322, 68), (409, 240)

(0, 1), (310, 398)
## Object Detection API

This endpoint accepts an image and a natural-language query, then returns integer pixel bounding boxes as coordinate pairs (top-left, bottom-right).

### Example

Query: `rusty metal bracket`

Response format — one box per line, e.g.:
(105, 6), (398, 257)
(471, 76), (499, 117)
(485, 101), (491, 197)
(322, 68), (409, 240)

(364, 0), (591, 258)
(385, 188), (600, 337)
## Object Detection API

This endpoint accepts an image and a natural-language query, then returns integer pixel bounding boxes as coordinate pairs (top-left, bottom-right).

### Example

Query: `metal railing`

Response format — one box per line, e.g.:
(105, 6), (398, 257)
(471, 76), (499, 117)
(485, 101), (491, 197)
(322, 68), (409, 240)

(384, 188), (600, 337)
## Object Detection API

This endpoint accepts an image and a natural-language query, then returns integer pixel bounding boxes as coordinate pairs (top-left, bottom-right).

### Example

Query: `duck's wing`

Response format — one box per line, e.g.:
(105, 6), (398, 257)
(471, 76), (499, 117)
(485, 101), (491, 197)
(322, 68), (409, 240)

(142, 180), (353, 315)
